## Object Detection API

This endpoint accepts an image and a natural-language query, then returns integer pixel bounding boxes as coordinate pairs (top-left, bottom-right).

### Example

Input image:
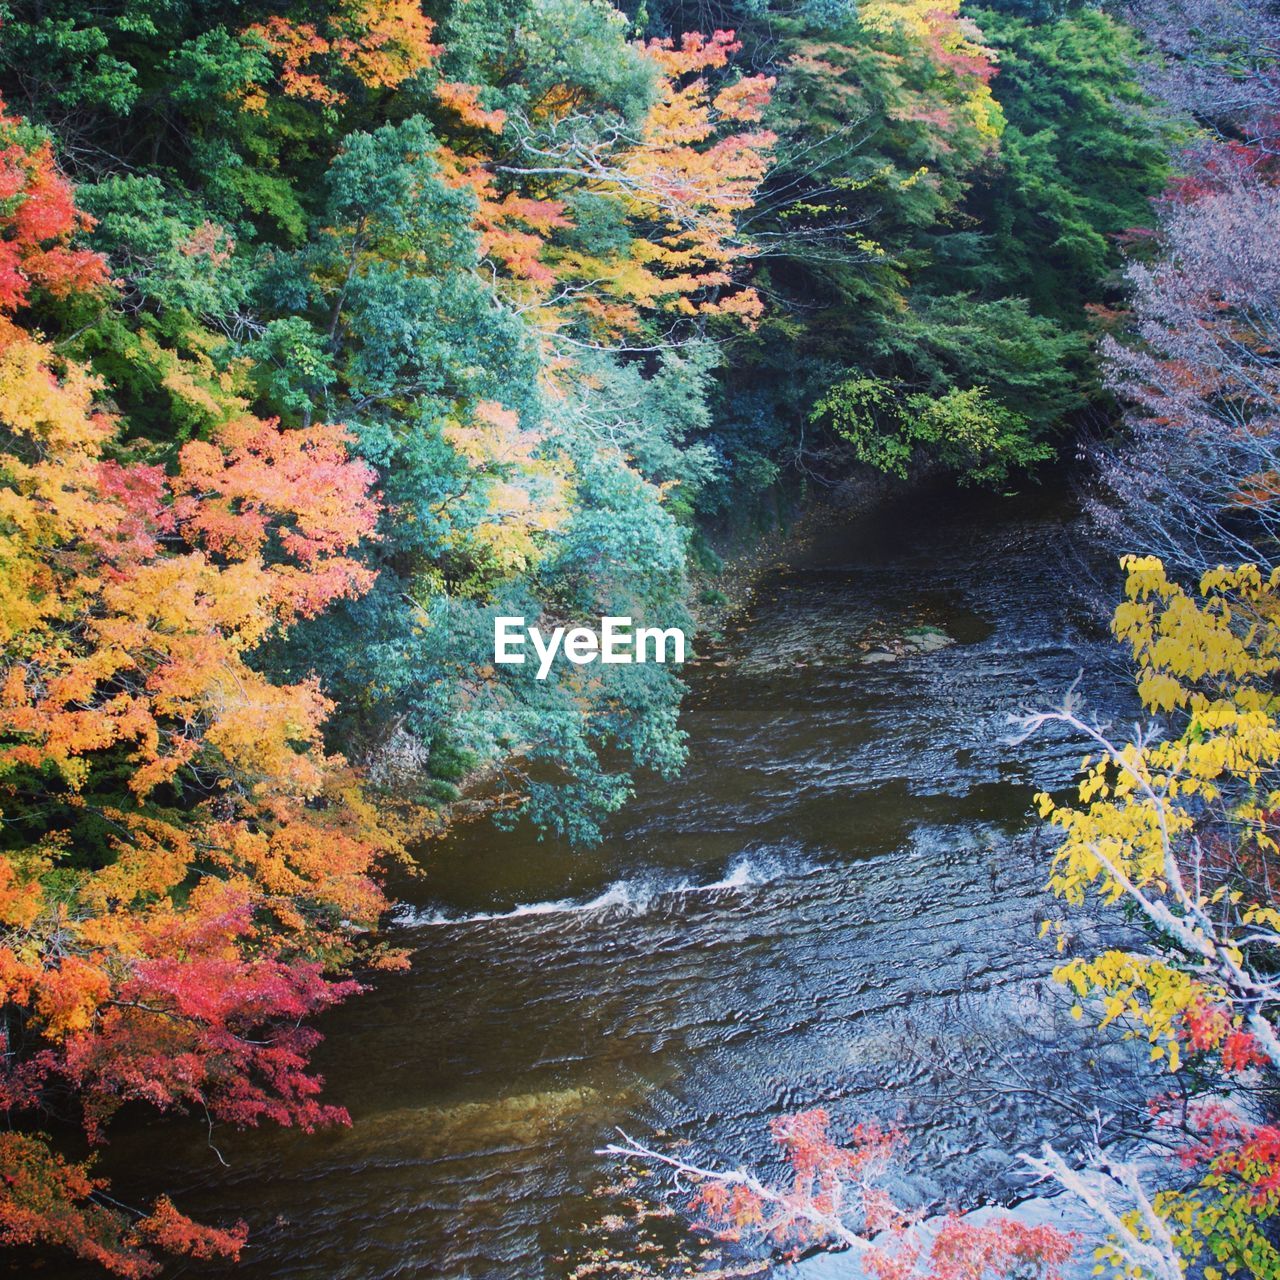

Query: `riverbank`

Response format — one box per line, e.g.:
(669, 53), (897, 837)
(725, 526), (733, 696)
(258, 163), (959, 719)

(689, 468), (911, 643)
(375, 466), (907, 834)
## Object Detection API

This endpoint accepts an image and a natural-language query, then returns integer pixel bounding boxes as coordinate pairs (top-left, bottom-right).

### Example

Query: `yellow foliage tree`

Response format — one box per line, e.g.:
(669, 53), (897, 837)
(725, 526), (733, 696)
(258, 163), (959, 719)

(1019, 555), (1280, 1279)
(1029, 555), (1280, 1072)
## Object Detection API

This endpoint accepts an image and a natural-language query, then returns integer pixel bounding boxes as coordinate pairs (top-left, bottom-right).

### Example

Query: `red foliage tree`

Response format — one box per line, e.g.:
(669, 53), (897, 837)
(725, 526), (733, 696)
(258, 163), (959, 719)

(0, 96), (399, 1276)
(607, 1109), (1075, 1279)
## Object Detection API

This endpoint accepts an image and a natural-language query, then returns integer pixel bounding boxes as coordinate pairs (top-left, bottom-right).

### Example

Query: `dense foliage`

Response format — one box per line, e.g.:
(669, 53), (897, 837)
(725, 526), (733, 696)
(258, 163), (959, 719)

(0, 0), (1182, 1272)
(0, 96), (399, 1273)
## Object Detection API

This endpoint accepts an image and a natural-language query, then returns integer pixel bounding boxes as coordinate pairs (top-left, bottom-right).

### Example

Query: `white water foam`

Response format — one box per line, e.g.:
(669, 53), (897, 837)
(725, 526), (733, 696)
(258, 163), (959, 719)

(390, 850), (814, 928)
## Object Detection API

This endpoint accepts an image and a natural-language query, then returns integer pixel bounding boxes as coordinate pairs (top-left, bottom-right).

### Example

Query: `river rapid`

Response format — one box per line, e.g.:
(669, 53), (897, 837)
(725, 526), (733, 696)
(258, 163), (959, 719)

(63, 484), (1148, 1279)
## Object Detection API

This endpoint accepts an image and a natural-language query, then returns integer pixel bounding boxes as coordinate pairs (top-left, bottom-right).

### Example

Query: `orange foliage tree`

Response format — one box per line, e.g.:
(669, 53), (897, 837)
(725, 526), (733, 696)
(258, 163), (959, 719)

(242, 0), (441, 110)
(0, 100), (398, 1275)
(443, 27), (775, 339)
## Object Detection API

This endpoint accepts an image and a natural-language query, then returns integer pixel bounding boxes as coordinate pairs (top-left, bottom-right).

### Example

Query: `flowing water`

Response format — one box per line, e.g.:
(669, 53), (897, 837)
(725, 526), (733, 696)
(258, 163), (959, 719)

(61, 484), (1146, 1279)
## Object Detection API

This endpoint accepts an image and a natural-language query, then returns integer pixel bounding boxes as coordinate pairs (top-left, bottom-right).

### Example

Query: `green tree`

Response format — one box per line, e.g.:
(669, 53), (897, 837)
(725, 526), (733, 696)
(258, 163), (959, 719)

(966, 6), (1169, 323)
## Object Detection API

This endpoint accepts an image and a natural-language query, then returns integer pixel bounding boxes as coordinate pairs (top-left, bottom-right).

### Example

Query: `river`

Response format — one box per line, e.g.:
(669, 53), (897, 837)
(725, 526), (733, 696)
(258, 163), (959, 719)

(66, 483), (1146, 1279)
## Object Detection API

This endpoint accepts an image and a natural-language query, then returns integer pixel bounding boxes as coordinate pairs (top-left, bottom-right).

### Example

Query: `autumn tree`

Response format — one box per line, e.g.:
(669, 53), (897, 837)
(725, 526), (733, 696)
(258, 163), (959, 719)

(0, 0), (1169, 845)
(1017, 556), (1280, 1279)
(1098, 180), (1280, 572)
(0, 99), (402, 1276)
(1092, 0), (1280, 573)
(604, 1109), (1076, 1279)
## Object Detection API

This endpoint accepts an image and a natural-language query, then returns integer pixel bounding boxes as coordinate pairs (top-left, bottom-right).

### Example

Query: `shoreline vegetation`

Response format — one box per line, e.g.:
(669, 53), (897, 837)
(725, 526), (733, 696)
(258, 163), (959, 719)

(1, 0), (1279, 1276)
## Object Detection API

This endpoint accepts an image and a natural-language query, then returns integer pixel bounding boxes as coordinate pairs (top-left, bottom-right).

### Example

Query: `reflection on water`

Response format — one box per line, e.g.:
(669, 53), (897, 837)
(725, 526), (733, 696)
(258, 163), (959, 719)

(49, 485), (1143, 1280)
